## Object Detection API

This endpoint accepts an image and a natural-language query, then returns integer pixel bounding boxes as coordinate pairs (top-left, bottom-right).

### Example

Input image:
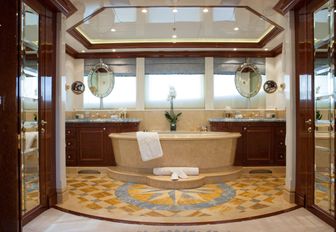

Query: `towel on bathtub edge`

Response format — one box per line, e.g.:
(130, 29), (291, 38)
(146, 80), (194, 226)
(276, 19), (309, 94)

(136, 132), (163, 162)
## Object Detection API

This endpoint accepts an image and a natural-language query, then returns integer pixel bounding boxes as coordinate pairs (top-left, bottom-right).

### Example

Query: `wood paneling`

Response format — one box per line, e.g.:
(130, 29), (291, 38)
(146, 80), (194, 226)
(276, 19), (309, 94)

(66, 43), (283, 59)
(67, 6), (284, 50)
(66, 122), (140, 166)
(209, 121), (286, 166)
(273, 0), (305, 15)
(0, 0), (21, 231)
(48, 0), (77, 17)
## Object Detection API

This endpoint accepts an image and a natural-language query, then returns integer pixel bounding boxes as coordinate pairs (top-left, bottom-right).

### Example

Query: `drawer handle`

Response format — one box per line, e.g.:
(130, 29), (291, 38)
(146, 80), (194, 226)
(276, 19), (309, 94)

(67, 155), (71, 159)
(67, 130), (71, 134)
(279, 154), (284, 159)
(243, 127), (247, 131)
(67, 142), (71, 146)
(280, 142), (283, 145)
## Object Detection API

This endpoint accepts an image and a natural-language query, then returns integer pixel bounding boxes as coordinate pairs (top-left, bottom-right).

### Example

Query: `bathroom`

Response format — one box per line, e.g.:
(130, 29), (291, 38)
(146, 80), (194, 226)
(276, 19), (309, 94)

(1, 0), (335, 231)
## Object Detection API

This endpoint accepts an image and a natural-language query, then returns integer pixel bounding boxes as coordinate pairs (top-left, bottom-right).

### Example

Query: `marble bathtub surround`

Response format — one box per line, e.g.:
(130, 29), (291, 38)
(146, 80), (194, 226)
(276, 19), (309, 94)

(66, 109), (285, 131)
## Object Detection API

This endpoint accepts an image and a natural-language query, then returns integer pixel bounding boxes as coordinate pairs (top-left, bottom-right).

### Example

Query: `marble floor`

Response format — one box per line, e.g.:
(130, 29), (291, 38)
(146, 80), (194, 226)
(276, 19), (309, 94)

(57, 173), (296, 224)
(24, 207), (333, 232)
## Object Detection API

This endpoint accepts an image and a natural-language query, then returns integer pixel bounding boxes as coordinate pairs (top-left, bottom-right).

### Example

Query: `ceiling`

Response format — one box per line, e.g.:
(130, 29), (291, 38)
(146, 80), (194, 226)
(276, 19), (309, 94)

(65, 0), (287, 54)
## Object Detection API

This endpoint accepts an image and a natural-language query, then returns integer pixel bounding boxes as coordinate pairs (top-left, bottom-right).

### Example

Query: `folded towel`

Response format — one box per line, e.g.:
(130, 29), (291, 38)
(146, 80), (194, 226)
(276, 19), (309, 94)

(136, 132), (163, 161)
(153, 167), (199, 176)
(24, 131), (38, 151)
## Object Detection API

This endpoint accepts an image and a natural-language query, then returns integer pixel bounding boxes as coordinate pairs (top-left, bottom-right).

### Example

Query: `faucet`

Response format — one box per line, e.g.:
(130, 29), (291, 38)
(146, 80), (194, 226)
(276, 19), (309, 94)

(200, 125), (208, 132)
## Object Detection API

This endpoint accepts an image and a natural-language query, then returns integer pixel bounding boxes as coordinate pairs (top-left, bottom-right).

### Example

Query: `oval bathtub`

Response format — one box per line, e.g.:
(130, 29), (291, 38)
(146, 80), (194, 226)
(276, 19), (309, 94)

(109, 131), (241, 171)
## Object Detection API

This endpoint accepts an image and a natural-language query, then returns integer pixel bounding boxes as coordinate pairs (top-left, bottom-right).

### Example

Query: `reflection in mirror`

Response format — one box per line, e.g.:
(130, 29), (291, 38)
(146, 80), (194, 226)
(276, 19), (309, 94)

(21, 3), (40, 215)
(313, 1), (335, 216)
(234, 63), (262, 98)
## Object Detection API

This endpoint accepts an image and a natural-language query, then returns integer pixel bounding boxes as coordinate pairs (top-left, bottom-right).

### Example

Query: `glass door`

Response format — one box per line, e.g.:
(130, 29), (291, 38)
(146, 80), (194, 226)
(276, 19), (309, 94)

(313, 0), (335, 216)
(21, 2), (40, 214)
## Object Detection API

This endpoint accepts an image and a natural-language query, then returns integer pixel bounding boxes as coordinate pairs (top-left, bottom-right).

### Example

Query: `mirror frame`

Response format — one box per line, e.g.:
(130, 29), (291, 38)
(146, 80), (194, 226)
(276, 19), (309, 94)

(234, 63), (262, 98)
(88, 62), (115, 98)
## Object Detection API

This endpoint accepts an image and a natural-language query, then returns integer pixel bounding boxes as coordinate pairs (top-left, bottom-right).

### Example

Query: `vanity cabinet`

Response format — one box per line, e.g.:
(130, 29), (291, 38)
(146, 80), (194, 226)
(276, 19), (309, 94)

(65, 121), (140, 166)
(209, 121), (286, 166)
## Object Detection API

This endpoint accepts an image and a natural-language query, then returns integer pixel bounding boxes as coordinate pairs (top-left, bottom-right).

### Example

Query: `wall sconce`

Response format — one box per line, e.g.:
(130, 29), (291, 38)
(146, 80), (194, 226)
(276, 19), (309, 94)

(279, 83), (286, 91)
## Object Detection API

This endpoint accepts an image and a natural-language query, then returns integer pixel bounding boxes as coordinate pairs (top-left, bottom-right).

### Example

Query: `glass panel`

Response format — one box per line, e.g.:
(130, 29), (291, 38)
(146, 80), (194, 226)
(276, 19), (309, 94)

(314, 1), (335, 216)
(21, 3), (40, 214)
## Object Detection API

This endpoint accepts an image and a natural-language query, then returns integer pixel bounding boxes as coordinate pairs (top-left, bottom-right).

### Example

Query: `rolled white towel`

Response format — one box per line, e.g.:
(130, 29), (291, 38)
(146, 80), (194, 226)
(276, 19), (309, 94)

(153, 167), (199, 176)
(171, 172), (179, 181)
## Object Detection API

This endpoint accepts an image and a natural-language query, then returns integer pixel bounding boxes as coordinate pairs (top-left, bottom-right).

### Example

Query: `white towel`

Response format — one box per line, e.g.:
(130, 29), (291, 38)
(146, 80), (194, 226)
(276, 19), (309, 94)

(136, 132), (163, 161)
(153, 167), (199, 176)
(25, 131), (38, 151)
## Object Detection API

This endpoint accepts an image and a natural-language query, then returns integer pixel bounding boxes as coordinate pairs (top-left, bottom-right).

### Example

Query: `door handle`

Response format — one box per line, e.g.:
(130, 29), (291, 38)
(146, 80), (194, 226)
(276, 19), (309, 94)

(307, 127), (312, 133)
(305, 119), (312, 125)
(41, 120), (47, 126)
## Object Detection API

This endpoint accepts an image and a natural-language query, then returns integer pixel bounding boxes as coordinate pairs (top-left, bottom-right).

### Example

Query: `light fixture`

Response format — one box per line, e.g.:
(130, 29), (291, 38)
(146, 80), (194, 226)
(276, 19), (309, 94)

(110, 28), (116, 32)
(81, 50), (85, 53)
(203, 8), (209, 13)
(264, 48), (269, 51)
(141, 8), (148, 13)
(233, 48), (237, 51)
(172, 8), (178, 13)
(234, 27), (239, 31)
(112, 49), (116, 52)
(172, 34), (177, 39)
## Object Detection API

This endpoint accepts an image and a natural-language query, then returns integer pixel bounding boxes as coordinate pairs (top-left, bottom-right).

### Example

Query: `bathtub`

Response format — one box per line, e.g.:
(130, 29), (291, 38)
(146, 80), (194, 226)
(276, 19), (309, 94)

(109, 131), (241, 172)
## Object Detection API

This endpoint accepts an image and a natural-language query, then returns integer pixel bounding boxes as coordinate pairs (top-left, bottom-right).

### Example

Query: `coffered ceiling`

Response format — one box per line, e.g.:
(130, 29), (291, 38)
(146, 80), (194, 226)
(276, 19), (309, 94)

(65, 0), (288, 54)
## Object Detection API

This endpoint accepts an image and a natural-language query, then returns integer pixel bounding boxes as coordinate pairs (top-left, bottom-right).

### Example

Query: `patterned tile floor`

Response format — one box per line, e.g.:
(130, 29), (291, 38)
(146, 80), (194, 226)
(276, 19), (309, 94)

(315, 172), (335, 215)
(58, 173), (296, 224)
(22, 173), (40, 213)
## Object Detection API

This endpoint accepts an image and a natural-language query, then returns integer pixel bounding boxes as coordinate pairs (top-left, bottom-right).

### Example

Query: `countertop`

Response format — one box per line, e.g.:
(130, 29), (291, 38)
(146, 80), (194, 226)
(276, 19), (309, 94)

(66, 118), (141, 123)
(208, 118), (286, 122)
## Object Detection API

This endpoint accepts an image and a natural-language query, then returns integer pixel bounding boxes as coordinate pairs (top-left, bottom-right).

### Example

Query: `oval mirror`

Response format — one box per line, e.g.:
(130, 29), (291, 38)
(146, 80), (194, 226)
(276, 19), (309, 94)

(235, 63), (262, 98)
(88, 62), (115, 98)
(263, 80), (278, 94)
(71, 81), (85, 95)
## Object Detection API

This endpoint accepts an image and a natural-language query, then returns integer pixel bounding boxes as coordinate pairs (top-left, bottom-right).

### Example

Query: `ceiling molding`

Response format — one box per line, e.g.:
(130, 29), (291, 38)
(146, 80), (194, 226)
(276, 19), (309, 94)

(273, 0), (305, 15)
(65, 43), (283, 59)
(49, 0), (77, 17)
(67, 6), (284, 50)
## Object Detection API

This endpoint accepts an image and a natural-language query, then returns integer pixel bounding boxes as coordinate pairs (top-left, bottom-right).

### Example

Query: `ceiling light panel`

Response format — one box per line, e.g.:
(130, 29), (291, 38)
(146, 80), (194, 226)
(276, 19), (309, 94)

(76, 6), (276, 44)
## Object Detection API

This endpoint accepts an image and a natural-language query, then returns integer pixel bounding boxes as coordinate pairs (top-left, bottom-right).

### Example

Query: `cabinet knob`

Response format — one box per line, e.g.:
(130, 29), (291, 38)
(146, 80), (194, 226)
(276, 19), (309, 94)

(67, 155), (71, 159)
(280, 142), (283, 145)
(103, 128), (106, 131)
(67, 142), (71, 146)
(67, 130), (71, 134)
(279, 154), (284, 159)
(243, 127), (247, 131)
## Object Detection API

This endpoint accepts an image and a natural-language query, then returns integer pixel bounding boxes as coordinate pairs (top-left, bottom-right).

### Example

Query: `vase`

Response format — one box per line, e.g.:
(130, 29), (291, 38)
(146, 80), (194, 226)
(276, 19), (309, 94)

(170, 122), (176, 131)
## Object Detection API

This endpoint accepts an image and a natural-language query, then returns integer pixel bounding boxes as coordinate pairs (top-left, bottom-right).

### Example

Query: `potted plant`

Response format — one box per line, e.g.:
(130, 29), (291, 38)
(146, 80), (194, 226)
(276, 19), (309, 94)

(165, 86), (182, 131)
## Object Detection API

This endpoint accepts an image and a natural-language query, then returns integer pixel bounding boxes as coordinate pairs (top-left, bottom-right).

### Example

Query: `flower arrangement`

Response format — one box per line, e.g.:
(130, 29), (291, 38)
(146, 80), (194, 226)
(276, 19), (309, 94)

(164, 86), (182, 131)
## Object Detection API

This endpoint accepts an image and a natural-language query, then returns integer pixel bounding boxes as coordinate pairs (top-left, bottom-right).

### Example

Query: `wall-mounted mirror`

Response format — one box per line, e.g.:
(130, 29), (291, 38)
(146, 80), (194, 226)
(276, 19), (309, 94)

(88, 62), (115, 98)
(71, 81), (85, 95)
(263, 80), (278, 94)
(235, 63), (262, 98)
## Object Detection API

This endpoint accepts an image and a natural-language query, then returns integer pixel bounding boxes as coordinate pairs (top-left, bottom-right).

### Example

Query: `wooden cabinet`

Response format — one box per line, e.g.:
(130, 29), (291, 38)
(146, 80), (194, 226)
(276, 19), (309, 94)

(210, 121), (286, 166)
(66, 121), (140, 166)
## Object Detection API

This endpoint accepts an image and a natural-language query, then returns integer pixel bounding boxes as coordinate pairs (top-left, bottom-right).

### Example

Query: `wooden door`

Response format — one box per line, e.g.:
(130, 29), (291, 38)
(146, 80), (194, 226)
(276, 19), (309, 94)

(78, 127), (105, 165)
(244, 126), (273, 166)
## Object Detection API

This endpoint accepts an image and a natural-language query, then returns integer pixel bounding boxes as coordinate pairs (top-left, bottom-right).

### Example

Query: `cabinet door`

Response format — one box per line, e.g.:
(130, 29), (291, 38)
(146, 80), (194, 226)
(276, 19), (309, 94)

(78, 128), (105, 165)
(244, 127), (273, 166)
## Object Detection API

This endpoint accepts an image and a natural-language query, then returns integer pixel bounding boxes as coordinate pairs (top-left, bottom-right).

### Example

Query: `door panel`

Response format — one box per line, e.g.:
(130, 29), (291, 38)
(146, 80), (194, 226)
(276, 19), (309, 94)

(78, 128), (105, 164)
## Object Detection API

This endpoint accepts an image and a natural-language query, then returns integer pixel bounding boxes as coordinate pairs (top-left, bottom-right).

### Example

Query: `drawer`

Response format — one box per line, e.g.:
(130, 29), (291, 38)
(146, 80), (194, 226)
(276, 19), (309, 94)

(65, 139), (76, 148)
(275, 127), (286, 136)
(66, 128), (76, 137)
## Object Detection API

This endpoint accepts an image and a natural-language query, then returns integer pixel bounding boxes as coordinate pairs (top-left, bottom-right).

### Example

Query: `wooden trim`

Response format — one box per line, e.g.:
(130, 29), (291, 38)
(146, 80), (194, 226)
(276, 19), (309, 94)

(273, 0), (305, 15)
(22, 205), (48, 226)
(65, 43), (283, 59)
(67, 6), (284, 50)
(54, 205), (301, 226)
(48, 0), (77, 17)
(308, 205), (336, 228)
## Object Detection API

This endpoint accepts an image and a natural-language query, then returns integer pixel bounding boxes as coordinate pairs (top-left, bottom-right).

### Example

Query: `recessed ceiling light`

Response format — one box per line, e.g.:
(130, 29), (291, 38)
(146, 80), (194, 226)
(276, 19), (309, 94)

(112, 49), (116, 52)
(172, 34), (177, 39)
(233, 48), (237, 51)
(141, 8), (148, 13)
(234, 27), (239, 31)
(172, 8), (178, 13)
(81, 50), (85, 53)
(203, 8), (209, 13)
(264, 48), (269, 51)
(110, 28), (116, 32)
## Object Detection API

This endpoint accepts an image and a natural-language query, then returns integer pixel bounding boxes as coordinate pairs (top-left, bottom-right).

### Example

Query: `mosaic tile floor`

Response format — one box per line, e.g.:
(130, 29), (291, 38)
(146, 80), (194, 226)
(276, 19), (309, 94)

(315, 172), (335, 215)
(57, 173), (296, 224)
(22, 173), (40, 213)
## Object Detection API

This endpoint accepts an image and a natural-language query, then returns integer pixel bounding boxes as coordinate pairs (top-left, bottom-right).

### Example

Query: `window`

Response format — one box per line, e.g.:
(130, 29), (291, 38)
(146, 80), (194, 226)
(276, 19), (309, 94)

(213, 58), (266, 109)
(145, 58), (205, 109)
(83, 58), (136, 109)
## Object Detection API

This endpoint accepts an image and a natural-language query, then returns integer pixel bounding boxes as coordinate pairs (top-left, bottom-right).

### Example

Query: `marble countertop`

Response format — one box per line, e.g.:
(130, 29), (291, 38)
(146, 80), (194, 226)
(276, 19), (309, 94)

(208, 118), (286, 122)
(66, 118), (141, 123)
